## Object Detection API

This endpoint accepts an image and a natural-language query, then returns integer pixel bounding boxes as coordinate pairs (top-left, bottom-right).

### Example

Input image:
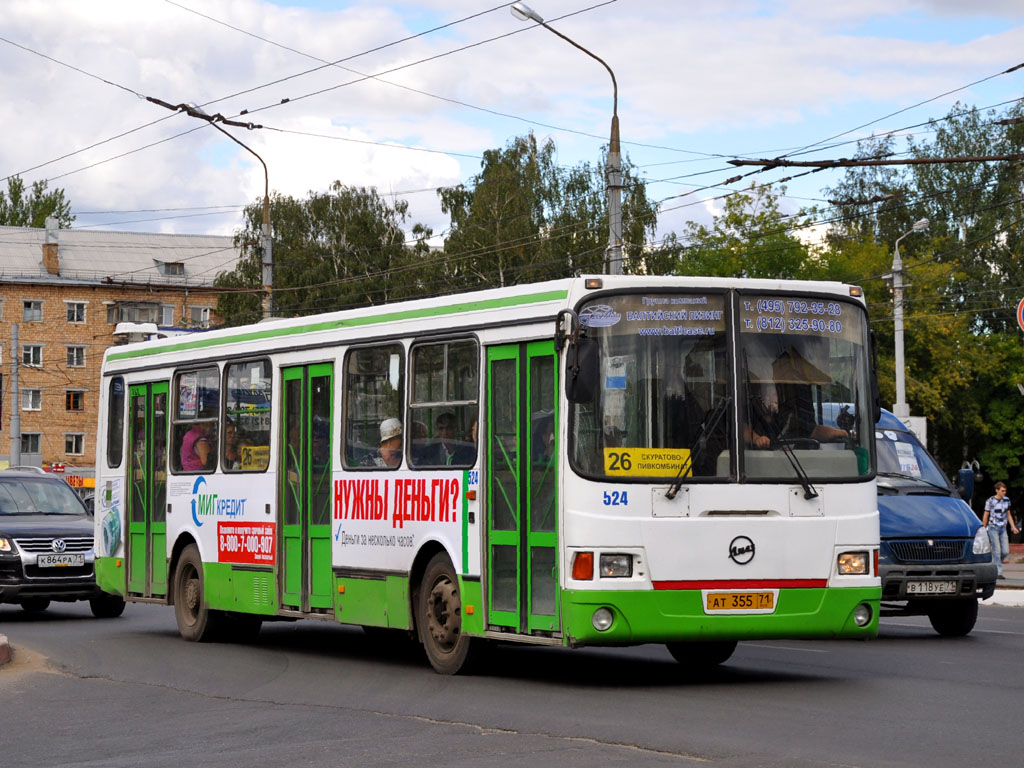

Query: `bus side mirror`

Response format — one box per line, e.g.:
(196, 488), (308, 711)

(566, 336), (598, 404)
(956, 466), (975, 503)
(869, 331), (882, 424)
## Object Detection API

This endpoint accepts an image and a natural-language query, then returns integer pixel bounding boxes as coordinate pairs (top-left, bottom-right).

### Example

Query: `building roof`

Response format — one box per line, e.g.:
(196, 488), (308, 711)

(0, 223), (241, 288)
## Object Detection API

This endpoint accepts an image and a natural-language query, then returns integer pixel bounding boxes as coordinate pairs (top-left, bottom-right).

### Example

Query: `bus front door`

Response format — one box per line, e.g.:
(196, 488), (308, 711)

(127, 382), (169, 598)
(486, 341), (560, 634)
(280, 364), (334, 613)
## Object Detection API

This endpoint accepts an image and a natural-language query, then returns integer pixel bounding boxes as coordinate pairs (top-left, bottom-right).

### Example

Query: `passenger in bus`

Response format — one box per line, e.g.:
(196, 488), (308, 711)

(180, 422), (215, 471)
(369, 417), (403, 469)
(424, 412), (475, 466)
(223, 420), (242, 470)
(746, 346), (848, 448)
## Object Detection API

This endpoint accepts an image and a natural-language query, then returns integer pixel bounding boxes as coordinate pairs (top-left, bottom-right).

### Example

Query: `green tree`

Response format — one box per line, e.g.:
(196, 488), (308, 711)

(0, 175), (74, 228)
(438, 132), (659, 287)
(657, 183), (813, 279)
(215, 183), (429, 326)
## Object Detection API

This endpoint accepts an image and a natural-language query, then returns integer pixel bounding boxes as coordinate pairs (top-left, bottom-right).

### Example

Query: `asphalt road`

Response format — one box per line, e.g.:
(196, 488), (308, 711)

(2, 601), (1023, 768)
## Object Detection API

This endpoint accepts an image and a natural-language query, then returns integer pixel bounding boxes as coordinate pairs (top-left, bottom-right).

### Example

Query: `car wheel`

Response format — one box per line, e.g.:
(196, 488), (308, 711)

(19, 598), (50, 613)
(89, 593), (126, 619)
(927, 598), (978, 637)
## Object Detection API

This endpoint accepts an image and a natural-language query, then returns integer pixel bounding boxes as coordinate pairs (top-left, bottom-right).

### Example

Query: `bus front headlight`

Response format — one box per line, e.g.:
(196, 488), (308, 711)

(599, 553), (632, 578)
(837, 551), (869, 575)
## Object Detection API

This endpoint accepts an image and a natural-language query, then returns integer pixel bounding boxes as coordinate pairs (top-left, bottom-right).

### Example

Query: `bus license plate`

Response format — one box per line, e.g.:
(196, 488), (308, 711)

(37, 554), (85, 568)
(706, 592), (774, 611)
(906, 580), (956, 595)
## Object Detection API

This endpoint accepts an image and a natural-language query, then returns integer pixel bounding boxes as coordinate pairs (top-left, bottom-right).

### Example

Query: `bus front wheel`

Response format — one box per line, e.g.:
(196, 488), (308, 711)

(666, 640), (738, 668)
(417, 553), (477, 674)
(173, 544), (223, 642)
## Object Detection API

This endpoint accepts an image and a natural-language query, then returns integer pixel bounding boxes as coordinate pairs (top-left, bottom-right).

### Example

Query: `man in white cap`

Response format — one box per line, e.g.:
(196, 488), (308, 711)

(374, 418), (403, 468)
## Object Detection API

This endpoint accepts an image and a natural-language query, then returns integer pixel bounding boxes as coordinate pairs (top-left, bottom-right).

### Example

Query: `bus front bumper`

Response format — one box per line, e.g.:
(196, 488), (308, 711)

(561, 586), (880, 647)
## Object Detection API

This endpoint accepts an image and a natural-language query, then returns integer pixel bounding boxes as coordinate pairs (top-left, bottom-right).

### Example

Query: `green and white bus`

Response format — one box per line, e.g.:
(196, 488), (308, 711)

(94, 275), (881, 673)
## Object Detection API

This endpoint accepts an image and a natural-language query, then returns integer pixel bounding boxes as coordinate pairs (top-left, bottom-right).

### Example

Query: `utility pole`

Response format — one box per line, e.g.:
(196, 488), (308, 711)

(9, 324), (21, 467)
(146, 96), (273, 317)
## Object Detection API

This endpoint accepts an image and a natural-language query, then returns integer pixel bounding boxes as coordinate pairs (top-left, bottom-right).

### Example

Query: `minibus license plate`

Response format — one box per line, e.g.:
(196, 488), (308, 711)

(37, 554), (84, 567)
(906, 580), (956, 595)
(706, 592), (774, 611)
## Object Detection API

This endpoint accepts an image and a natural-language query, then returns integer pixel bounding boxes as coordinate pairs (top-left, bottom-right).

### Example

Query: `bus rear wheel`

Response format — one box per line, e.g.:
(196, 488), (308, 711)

(173, 544), (223, 642)
(666, 640), (738, 668)
(418, 553), (477, 674)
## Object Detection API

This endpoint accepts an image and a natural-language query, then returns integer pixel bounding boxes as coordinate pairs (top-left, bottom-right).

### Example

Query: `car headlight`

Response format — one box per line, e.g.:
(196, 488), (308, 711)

(599, 553), (632, 578)
(973, 527), (992, 555)
(0, 536), (14, 553)
(837, 551), (869, 575)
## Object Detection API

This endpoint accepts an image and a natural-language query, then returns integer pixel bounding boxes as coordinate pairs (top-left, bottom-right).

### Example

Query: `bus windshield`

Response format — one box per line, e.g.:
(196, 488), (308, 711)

(569, 290), (874, 482)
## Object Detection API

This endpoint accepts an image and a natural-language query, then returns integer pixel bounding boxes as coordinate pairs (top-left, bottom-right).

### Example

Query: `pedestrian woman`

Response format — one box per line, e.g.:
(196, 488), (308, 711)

(983, 481), (1020, 579)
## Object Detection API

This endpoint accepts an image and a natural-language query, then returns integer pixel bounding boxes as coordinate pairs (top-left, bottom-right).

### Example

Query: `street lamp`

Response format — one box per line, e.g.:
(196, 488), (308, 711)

(146, 97), (274, 319)
(891, 217), (930, 419)
(510, 2), (623, 275)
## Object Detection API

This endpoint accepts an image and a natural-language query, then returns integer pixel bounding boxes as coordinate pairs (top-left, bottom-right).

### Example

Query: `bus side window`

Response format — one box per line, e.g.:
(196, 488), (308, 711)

(107, 376), (125, 468)
(343, 344), (405, 470)
(223, 360), (272, 471)
(409, 339), (478, 469)
(172, 366), (220, 473)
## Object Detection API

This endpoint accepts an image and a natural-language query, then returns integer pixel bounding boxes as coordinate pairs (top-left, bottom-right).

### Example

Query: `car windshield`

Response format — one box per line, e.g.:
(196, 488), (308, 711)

(875, 428), (950, 489)
(0, 477), (85, 516)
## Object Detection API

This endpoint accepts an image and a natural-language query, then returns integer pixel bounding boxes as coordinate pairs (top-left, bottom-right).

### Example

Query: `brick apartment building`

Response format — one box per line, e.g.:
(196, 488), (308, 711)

(0, 219), (242, 489)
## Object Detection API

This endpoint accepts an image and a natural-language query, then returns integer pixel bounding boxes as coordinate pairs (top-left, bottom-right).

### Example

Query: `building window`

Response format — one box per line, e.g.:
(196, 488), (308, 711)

(66, 391), (85, 411)
(22, 389), (42, 411)
(158, 261), (185, 276)
(161, 305), (176, 326)
(21, 433), (41, 454)
(23, 300), (42, 322)
(65, 434), (86, 455)
(190, 306), (211, 328)
(22, 345), (42, 367)
(107, 301), (160, 324)
(65, 301), (86, 323)
(67, 346), (86, 367)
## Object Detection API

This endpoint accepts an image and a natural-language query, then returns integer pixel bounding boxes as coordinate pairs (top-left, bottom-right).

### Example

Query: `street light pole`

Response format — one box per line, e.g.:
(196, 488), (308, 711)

(892, 217), (930, 419)
(146, 97), (274, 318)
(510, 2), (622, 275)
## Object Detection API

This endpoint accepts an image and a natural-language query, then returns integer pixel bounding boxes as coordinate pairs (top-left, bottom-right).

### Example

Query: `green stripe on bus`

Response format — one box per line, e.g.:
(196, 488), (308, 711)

(107, 289), (569, 361)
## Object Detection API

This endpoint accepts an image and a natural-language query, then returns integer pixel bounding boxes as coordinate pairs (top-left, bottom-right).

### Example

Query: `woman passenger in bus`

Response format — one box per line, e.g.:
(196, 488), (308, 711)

(180, 422), (214, 471)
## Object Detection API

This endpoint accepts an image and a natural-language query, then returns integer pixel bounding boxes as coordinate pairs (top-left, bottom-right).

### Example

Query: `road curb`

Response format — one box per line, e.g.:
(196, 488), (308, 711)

(0, 634), (10, 667)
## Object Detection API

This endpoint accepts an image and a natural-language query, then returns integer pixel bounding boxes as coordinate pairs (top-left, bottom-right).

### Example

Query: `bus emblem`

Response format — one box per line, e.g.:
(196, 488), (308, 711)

(579, 304), (621, 328)
(728, 536), (755, 564)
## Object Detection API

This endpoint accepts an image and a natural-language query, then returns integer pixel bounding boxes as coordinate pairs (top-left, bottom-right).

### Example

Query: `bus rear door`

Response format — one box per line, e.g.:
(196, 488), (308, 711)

(127, 382), (169, 598)
(280, 364), (334, 613)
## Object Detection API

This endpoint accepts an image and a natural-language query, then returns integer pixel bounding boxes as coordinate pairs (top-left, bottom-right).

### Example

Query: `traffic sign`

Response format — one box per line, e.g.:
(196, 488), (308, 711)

(1018, 297), (1024, 333)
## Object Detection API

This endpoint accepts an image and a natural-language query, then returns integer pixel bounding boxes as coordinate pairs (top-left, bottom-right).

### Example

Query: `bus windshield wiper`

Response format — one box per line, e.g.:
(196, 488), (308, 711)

(751, 397), (818, 500)
(666, 396), (731, 500)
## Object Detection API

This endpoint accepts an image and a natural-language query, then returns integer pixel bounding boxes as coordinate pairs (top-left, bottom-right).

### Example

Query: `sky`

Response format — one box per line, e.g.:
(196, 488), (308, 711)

(2, 0), (1024, 253)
